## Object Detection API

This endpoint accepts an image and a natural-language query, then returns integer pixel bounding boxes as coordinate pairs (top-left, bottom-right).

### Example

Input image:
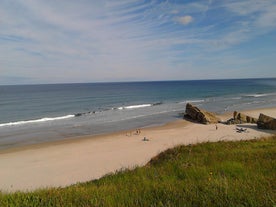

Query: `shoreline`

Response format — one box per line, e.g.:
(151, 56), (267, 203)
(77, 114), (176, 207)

(2, 106), (275, 154)
(0, 118), (189, 155)
(0, 107), (275, 192)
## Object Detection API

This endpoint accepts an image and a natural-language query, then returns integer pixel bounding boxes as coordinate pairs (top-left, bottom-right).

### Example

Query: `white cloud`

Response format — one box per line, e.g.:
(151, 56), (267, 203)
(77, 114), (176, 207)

(223, 0), (276, 29)
(176, 15), (193, 25)
(255, 5), (276, 29)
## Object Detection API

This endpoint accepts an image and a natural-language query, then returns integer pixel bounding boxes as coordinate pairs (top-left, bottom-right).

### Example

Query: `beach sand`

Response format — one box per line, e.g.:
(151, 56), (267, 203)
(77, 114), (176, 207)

(0, 107), (275, 192)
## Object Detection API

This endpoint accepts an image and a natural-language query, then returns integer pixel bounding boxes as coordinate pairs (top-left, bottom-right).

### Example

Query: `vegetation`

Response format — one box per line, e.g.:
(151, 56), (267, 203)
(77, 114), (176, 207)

(0, 136), (275, 207)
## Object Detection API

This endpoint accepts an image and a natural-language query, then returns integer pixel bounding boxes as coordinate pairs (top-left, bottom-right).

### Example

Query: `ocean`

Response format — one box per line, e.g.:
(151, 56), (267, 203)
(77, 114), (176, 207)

(0, 78), (276, 150)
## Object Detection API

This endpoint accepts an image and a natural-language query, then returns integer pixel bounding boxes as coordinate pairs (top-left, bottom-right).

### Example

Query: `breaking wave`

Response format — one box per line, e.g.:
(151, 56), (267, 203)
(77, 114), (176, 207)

(245, 93), (275, 98)
(117, 104), (152, 110)
(178, 99), (205, 104)
(0, 115), (75, 127)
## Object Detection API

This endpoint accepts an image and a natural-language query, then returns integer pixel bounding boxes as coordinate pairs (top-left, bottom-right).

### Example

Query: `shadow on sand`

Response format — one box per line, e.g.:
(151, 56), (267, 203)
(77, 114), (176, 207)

(236, 124), (276, 134)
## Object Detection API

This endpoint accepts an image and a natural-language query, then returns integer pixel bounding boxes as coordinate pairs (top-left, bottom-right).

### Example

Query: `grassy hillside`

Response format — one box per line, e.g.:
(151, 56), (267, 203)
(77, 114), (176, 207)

(1, 136), (275, 207)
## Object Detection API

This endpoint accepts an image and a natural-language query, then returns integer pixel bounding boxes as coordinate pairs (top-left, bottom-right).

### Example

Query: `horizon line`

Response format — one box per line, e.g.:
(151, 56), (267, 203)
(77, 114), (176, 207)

(1, 77), (275, 87)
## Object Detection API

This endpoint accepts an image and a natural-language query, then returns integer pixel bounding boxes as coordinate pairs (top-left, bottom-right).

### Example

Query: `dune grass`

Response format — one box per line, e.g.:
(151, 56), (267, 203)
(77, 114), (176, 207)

(0, 136), (275, 207)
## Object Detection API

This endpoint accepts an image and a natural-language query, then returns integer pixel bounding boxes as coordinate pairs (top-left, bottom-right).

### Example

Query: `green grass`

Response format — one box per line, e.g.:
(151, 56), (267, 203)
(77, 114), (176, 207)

(1, 136), (275, 207)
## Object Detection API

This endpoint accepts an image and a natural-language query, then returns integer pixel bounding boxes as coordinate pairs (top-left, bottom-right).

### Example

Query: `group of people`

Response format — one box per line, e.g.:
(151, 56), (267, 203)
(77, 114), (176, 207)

(125, 129), (149, 141)
(126, 128), (141, 136)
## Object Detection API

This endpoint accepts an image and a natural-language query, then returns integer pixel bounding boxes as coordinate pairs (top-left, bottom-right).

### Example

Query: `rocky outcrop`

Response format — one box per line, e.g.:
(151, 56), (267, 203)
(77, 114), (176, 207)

(226, 111), (258, 124)
(234, 111), (258, 123)
(184, 103), (220, 124)
(257, 113), (276, 130)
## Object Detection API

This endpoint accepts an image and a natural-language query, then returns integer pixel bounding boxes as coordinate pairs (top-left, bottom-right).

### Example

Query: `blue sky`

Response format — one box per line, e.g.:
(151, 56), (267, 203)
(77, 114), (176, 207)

(1, 0), (276, 84)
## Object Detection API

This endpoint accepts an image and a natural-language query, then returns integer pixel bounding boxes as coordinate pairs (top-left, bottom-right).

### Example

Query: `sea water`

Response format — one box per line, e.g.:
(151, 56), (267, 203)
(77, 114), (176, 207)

(0, 78), (276, 149)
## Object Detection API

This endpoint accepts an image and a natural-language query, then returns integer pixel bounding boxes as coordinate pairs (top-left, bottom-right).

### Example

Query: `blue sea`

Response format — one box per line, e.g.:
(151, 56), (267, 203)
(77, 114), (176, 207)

(0, 78), (276, 150)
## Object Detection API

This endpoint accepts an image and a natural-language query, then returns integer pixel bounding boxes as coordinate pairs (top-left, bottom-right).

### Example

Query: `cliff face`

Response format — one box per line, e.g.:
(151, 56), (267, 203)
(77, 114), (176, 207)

(184, 103), (220, 124)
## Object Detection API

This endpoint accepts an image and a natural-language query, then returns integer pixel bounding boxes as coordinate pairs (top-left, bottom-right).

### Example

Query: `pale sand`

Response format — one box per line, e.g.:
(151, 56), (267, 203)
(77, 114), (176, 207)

(0, 108), (275, 192)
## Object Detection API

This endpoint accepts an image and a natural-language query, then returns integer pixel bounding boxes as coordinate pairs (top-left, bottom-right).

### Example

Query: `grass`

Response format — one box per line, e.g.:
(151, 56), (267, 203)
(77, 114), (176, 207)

(0, 136), (275, 207)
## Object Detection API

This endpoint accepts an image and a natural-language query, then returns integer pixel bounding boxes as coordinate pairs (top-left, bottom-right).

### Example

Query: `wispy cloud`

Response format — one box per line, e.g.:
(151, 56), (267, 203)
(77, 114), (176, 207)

(0, 0), (276, 84)
(176, 15), (193, 25)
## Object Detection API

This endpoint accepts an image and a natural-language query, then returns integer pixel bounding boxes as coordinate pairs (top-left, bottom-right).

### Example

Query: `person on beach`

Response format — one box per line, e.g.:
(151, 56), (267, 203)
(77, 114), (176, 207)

(216, 125), (218, 130)
(143, 137), (149, 141)
(135, 129), (141, 135)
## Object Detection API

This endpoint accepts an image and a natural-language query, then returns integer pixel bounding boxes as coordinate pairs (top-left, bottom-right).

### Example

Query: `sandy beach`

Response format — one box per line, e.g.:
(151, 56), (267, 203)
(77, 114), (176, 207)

(0, 107), (275, 192)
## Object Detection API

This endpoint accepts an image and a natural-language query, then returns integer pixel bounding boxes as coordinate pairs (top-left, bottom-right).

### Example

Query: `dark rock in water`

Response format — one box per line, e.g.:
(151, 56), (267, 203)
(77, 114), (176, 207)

(75, 113), (83, 117)
(257, 113), (276, 130)
(153, 102), (162, 106)
(227, 111), (258, 124)
(75, 112), (87, 117)
(184, 103), (220, 124)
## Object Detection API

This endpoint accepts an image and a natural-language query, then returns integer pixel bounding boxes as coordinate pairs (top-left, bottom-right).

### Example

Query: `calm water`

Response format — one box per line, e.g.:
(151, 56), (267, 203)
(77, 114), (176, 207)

(0, 78), (276, 149)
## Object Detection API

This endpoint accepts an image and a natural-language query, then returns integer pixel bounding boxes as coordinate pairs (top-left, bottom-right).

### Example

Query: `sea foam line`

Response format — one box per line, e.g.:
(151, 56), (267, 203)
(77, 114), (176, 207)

(178, 99), (204, 104)
(0, 115), (75, 127)
(117, 104), (152, 110)
(245, 93), (276, 98)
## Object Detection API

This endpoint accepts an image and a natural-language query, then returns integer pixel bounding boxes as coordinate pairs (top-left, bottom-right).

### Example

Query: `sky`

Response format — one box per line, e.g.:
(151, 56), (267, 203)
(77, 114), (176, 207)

(1, 0), (276, 85)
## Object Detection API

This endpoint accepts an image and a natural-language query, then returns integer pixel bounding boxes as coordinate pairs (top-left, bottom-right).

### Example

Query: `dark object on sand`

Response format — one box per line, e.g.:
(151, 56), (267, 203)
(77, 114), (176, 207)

(257, 113), (276, 130)
(236, 127), (247, 133)
(142, 137), (149, 141)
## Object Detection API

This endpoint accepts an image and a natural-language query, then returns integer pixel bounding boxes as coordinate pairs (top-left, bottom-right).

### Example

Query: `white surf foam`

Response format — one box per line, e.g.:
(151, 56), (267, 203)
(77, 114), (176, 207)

(179, 99), (205, 104)
(117, 104), (152, 110)
(0, 115), (75, 127)
(245, 93), (275, 98)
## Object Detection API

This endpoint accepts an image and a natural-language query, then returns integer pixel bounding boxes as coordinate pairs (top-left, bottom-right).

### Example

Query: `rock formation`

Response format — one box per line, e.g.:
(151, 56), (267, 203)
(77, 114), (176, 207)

(257, 113), (276, 130)
(184, 103), (220, 124)
(226, 111), (258, 124)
